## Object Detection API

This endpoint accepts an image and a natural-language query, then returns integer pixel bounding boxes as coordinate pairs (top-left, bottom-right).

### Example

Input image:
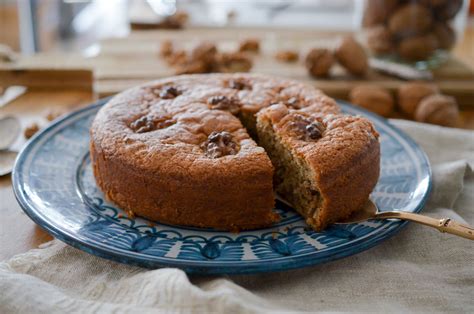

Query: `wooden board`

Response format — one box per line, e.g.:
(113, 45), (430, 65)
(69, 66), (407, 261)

(0, 53), (93, 91)
(1, 27), (473, 106)
(94, 28), (474, 107)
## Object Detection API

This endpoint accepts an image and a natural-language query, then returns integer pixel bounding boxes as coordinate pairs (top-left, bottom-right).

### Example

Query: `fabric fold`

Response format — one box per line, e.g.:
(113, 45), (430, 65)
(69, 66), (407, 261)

(1, 120), (473, 313)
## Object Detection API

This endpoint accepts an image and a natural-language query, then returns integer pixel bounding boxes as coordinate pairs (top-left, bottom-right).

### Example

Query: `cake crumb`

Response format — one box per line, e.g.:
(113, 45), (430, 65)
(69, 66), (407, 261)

(45, 109), (65, 122)
(126, 210), (136, 219)
(24, 123), (40, 139)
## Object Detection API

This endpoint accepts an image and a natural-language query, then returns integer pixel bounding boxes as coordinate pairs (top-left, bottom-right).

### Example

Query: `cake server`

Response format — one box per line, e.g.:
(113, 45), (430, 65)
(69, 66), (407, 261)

(337, 200), (474, 240)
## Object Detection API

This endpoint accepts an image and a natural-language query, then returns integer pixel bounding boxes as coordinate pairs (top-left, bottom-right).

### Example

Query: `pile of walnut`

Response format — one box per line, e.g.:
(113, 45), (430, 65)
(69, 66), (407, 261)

(159, 38), (259, 75)
(349, 82), (459, 127)
(363, 0), (462, 61)
(304, 36), (369, 78)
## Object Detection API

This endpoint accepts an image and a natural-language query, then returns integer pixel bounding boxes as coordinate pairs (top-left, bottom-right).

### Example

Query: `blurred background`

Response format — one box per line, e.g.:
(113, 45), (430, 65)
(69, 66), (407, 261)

(0, 0), (473, 129)
(1, 0), (370, 53)
(1, 0), (472, 55)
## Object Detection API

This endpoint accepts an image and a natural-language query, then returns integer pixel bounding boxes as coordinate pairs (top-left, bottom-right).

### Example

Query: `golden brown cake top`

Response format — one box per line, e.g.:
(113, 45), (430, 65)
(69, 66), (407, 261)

(257, 103), (379, 184)
(91, 73), (339, 177)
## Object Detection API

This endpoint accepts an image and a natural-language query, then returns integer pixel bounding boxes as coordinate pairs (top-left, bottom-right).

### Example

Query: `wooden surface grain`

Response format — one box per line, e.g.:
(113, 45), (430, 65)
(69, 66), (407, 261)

(0, 25), (473, 261)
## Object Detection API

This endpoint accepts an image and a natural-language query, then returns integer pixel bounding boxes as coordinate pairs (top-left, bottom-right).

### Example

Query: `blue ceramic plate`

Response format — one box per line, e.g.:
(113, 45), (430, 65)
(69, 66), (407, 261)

(13, 99), (431, 274)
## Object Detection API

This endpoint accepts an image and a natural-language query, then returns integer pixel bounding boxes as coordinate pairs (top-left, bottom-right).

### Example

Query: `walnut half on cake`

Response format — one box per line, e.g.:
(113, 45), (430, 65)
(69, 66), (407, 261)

(256, 104), (380, 231)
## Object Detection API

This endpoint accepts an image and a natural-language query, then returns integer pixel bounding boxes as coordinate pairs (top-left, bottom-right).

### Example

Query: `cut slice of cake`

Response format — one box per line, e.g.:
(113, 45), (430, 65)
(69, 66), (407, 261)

(256, 103), (380, 231)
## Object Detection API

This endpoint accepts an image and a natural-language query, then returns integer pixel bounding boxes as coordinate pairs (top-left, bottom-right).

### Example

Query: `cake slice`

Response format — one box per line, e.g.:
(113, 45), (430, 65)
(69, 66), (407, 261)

(256, 104), (380, 231)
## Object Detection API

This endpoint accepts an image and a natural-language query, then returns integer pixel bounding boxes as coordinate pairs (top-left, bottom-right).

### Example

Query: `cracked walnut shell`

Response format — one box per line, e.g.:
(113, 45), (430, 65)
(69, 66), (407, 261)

(414, 94), (459, 127)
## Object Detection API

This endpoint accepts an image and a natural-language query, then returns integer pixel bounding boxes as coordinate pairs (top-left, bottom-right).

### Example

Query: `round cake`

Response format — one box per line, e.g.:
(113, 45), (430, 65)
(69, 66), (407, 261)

(90, 73), (379, 231)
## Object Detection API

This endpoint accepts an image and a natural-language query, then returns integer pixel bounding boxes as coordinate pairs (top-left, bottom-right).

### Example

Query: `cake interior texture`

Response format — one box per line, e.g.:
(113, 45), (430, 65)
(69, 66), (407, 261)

(257, 120), (321, 220)
(255, 104), (380, 231)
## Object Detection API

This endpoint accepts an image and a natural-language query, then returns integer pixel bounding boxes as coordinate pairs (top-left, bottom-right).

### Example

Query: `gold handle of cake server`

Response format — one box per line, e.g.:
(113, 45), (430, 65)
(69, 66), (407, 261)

(373, 211), (474, 240)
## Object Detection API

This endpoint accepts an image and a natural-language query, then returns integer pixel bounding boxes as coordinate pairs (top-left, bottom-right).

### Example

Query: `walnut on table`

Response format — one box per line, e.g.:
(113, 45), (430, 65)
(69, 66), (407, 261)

(334, 36), (369, 77)
(414, 94), (459, 127)
(347, 81), (460, 127)
(238, 39), (260, 53)
(349, 85), (395, 117)
(305, 48), (334, 78)
(160, 40), (254, 75)
(397, 82), (439, 117)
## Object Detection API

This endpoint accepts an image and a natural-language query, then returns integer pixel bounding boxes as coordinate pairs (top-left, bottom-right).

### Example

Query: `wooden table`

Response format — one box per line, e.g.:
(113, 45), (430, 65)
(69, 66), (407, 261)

(1, 27), (474, 261)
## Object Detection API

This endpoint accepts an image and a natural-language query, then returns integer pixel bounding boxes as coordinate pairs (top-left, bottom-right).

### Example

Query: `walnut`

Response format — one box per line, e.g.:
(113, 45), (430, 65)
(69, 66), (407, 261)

(153, 11), (189, 29)
(433, 22), (456, 50)
(287, 114), (325, 141)
(239, 39), (260, 53)
(420, 0), (448, 7)
(434, 0), (463, 21)
(154, 115), (176, 129)
(217, 52), (252, 73)
(349, 85), (394, 117)
(366, 25), (394, 55)
(285, 97), (304, 109)
(269, 96), (306, 111)
(174, 42), (230, 75)
(165, 49), (187, 67)
(305, 48), (334, 78)
(130, 114), (175, 133)
(334, 36), (368, 76)
(159, 86), (181, 99)
(227, 79), (251, 90)
(160, 40), (174, 58)
(130, 115), (154, 133)
(275, 50), (299, 63)
(305, 121), (325, 140)
(207, 95), (240, 114)
(175, 61), (208, 75)
(165, 41), (254, 74)
(24, 123), (40, 139)
(397, 34), (438, 61)
(388, 4), (433, 38)
(397, 82), (439, 117)
(362, 0), (400, 27)
(414, 94), (459, 127)
(201, 131), (239, 158)
(191, 42), (217, 64)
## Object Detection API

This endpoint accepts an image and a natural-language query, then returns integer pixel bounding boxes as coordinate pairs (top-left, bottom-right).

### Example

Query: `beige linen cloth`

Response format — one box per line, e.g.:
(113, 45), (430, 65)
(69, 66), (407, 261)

(1, 120), (473, 313)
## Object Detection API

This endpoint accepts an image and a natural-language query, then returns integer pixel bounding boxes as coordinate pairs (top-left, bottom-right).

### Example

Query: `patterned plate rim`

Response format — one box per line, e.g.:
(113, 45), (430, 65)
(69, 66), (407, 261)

(12, 98), (432, 274)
